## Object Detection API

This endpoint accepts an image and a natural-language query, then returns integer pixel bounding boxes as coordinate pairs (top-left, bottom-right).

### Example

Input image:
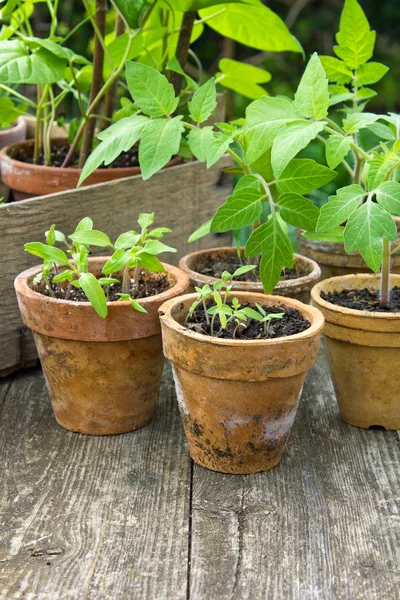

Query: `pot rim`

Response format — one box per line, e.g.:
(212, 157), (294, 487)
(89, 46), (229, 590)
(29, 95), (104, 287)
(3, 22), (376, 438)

(0, 138), (182, 175)
(15, 258), (188, 311)
(0, 116), (26, 135)
(159, 291), (325, 347)
(311, 273), (400, 319)
(179, 246), (321, 289)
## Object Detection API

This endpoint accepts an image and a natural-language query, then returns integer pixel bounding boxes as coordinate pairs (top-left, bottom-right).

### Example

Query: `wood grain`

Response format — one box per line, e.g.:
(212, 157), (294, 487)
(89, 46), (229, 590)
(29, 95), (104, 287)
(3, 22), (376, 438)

(0, 364), (191, 600)
(0, 157), (232, 375)
(189, 343), (400, 600)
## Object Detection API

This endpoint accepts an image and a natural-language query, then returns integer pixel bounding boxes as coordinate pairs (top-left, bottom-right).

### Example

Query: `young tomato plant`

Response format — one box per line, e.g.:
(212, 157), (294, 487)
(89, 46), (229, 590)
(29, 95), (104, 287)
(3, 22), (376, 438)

(25, 213), (176, 318)
(80, 0), (399, 306)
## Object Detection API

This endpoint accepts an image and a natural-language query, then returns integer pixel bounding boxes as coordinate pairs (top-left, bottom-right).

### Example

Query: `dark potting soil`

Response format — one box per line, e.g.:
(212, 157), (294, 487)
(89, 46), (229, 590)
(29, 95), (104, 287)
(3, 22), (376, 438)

(34, 270), (171, 302)
(9, 144), (140, 169)
(321, 286), (400, 312)
(186, 301), (311, 340)
(198, 254), (309, 282)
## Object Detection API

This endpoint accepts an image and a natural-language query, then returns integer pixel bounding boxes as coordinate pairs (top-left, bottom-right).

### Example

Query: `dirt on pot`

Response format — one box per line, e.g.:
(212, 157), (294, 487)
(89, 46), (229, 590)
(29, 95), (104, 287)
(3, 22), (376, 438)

(186, 301), (311, 339)
(198, 252), (309, 281)
(321, 286), (400, 312)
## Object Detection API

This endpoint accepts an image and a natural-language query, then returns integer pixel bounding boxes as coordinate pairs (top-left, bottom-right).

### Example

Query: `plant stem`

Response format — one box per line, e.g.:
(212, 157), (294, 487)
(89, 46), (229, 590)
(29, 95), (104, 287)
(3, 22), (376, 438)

(122, 264), (130, 295)
(202, 299), (210, 325)
(78, 0), (107, 168)
(210, 312), (217, 336)
(99, 13), (125, 131)
(380, 238), (391, 306)
(170, 11), (196, 96)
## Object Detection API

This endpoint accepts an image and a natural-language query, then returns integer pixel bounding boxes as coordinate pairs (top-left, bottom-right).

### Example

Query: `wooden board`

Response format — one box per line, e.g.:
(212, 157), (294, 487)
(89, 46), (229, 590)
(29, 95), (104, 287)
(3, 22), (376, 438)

(0, 363), (191, 600)
(188, 343), (400, 600)
(0, 157), (232, 375)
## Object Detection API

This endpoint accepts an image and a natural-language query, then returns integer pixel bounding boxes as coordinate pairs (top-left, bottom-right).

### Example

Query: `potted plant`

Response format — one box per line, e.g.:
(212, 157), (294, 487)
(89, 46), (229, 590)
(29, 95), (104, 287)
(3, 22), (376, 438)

(0, 0), (301, 199)
(80, 59), (339, 300)
(159, 268), (324, 473)
(293, 0), (400, 279)
(14, 213), (189, 434)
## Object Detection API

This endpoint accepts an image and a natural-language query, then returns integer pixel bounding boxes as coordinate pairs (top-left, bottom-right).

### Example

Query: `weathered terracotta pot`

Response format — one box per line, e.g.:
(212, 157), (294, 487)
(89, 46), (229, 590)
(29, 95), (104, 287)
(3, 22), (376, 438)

(0, 117), (26, 152)
(311, 274), (400, 430)
(0, 138), (183, 200)
(14, 258), (189, 435)
(297, 222), (400, 279)
(159, 292), (324, 473)
(179, 247), (321, 304)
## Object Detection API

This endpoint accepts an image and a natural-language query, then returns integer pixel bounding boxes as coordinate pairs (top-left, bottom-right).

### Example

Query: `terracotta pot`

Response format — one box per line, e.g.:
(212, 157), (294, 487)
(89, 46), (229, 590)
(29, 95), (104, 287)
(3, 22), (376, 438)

(14, 258), (189, 435)
(296, 221), (400, 279)
(179, 247), (321, 303)
(0, 138), (183, 200)
(0, 117), (26, 152)
(159, 292), (324, 473)
(311, 274), (400, 430)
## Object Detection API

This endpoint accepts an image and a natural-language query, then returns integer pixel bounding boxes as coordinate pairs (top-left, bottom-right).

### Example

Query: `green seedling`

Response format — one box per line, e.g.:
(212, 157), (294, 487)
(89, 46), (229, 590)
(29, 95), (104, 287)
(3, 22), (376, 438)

(25, 213), (175, 318)
(255, 304), (285, 336)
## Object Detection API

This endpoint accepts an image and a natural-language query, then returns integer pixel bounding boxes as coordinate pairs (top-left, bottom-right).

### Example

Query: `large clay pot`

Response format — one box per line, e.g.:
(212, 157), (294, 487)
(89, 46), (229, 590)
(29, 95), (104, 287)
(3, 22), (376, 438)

(311, 274), (400, 430)
(179, 247), (321, 304)
(159, 292), (324, 473)
(296, 222), (400, 279)
(0, 138), (182, 200)
(15, 258), (189, 435)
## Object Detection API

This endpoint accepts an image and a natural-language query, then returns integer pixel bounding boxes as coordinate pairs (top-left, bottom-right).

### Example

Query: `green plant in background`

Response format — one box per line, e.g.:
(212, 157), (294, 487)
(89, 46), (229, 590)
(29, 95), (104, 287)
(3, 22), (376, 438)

(0, 95), (27, 129)
(80, 0), (400, 305)
(24, 213), (176, 317)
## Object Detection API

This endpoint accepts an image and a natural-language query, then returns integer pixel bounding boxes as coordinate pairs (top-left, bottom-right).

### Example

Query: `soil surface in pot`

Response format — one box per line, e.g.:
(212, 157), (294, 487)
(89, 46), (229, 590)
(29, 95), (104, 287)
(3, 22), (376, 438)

(186, 301), (311, 339)
(33, 270), (171, 301)
(321, 286), (400, 312)
(10, 143), (143, 169)
(198, 253), (309, 281)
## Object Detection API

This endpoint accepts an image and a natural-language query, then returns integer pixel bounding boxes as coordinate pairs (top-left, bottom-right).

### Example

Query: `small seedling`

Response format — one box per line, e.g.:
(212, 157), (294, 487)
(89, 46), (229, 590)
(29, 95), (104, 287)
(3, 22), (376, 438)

(24, 213), (175, 318)
(185, 266), (284, 338)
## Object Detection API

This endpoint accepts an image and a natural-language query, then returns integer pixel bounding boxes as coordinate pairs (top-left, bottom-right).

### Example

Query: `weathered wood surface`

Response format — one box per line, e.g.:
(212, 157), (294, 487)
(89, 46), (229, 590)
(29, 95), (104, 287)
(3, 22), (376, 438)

(0, 157), (232, 375)
(0, 346), (399, 599)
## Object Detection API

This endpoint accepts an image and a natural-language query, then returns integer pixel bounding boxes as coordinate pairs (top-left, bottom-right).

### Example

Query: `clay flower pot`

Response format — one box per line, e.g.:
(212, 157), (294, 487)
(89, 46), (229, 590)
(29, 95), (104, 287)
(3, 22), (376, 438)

(15, 258), (189, 435)
(0, 138), (183, 200)
(311, 274), (400, 430)
(159, 292), (324, 474)
(296, 222), (400, 280)
(179, 247), (321, 304)
(0, 117), (26, 152)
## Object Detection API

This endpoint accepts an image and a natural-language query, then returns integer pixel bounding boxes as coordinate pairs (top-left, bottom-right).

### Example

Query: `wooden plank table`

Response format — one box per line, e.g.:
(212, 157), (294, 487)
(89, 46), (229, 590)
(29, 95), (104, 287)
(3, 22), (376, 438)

(0, 344), (399, 600)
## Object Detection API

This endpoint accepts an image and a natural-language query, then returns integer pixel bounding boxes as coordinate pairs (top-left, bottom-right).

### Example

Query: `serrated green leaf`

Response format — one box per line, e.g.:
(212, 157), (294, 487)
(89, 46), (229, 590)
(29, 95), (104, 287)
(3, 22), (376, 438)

(375, 181), (400, 216)
(187, 127), (214, 162)
(277, 193), (320, 231)
(320, 56), (352, 84)
(78, 115), (149, 186)
(198, 3), (301, 53)
(303, 227), (345, 243)
(79, 272), (107, 318)
(137, 252), (164, 272)
(0, 40), (66, 84)
(205, 132), (233, 168)
(276, 158), (336, 194)
(344, 199), (397, 272)
(188, 77), (217, 123)
(188, 219), (212, 243)
(210, 175), (262, 233)
(367, 121), (395, 141)
(139, 117), (185, 180)
(325, 134), (352, 169)
(317, 184), (366, 232)
(367, 152), (398, 190)
(102, 250), (131, 275)
(356, 62), (389, 86)
(245, 217), (294, 293)
(24, 242), (71, 266)
(126, 61), (178, 117)
(69, 230), (113, 247)
(294, 53), (329, 120)
(271, 120), (325, 177)
(244, 97), (300, 164)
(334, 0), (375, 69)
(343, 112), (380, 134)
